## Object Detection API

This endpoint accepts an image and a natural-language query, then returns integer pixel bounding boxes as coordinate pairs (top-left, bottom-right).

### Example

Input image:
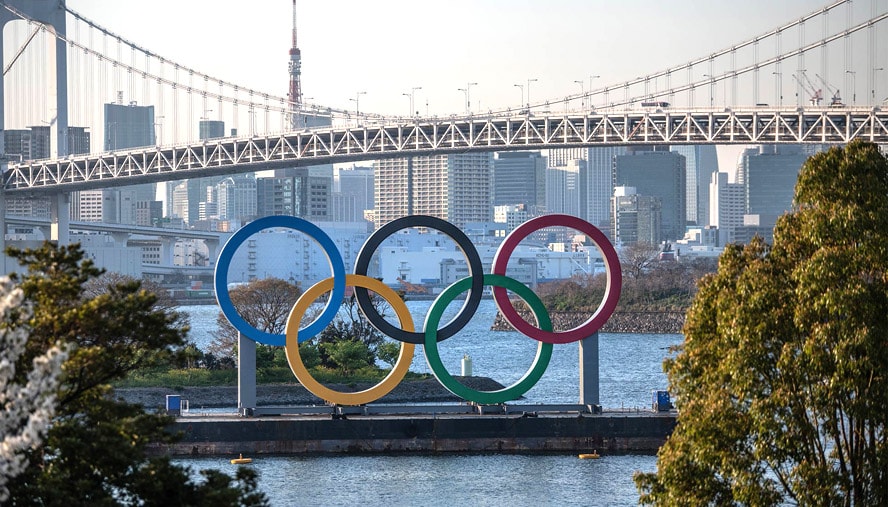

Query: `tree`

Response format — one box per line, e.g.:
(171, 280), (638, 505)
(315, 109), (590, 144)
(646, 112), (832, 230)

(376, 341), (401, 369)
(3, 243), (267, 505)
(635, 140), (888, 505)
(619, 241), (661, 281)
(321, 339), (375, 375)
(313, 295), (386, 369)
(209, 277), (303, 362)
(0, 278), (67, 503)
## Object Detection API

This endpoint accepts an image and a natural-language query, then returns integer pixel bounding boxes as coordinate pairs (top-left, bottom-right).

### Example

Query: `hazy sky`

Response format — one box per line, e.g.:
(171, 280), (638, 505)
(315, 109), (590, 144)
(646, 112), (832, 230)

(63, 0), (830, 170)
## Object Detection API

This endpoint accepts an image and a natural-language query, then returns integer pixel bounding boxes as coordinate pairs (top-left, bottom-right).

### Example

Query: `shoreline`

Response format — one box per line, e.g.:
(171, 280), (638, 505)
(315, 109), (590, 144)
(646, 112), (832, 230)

(115, 376), (509, 409)
(493, 310), (686, 334)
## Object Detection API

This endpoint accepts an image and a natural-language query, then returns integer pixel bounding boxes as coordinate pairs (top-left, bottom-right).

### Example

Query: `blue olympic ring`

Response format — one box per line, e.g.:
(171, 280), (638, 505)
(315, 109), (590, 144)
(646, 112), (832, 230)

(214, 215), (346, 346)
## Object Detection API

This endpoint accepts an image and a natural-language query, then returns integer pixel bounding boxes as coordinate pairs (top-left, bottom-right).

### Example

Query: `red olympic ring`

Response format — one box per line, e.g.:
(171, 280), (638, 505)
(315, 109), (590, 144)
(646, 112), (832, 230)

(491, 214), (622, 344)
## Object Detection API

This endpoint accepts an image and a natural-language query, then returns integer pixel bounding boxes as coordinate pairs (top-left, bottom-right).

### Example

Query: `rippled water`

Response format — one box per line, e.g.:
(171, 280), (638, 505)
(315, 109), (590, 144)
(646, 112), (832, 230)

(176, 300), (675, 504)
(176, 453), (656, 505)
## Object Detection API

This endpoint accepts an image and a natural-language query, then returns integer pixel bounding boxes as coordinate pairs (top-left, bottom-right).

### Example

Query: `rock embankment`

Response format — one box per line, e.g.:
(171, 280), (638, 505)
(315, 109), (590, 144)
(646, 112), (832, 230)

(114, 376), (506, 409)
(492, 311), (686, 334)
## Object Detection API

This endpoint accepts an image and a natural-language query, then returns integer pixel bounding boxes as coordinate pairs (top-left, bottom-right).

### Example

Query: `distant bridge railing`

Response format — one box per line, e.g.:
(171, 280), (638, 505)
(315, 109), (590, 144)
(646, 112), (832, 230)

(4, 106), (888, 195)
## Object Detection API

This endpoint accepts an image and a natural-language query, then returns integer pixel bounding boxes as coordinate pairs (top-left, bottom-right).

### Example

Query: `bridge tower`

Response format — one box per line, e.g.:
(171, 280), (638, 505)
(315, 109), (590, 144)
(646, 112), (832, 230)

(0, 0), (69, 159)
(0, 0), (71, 260)
(287, 0), (304, 129)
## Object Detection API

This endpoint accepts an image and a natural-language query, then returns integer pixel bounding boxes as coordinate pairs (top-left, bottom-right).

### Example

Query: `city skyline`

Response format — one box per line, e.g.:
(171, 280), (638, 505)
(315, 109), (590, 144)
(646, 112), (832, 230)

(64, 0), (828, 171)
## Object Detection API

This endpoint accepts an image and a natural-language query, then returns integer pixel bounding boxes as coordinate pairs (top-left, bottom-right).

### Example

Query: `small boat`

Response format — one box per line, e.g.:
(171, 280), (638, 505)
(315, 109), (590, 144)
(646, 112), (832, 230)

(578, 451), (600, 460)
(230, 453), (253, 465)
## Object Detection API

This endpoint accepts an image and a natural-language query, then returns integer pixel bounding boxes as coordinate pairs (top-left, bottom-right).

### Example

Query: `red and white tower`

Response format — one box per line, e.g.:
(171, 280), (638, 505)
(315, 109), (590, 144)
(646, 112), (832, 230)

(288, 0), (303, 129)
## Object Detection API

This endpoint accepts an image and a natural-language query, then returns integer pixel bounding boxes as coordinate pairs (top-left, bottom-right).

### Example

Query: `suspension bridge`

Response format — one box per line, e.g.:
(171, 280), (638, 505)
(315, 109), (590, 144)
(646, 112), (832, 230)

(1, 0), (887, 238)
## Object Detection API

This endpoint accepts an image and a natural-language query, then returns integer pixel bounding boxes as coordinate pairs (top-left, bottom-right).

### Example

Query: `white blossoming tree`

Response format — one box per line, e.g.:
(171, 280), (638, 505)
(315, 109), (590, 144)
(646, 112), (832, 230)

(0, 277), (66, 503)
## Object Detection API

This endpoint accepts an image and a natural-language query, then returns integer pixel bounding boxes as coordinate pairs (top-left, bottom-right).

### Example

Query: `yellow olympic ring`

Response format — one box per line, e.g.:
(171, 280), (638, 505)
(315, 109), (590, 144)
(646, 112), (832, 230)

(284, 274), (416, 406)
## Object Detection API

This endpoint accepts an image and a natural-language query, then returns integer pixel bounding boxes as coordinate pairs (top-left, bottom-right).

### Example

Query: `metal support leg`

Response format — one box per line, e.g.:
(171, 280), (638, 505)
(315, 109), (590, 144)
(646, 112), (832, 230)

(579, 332), (600, 408)
(237, 332), (256, 416)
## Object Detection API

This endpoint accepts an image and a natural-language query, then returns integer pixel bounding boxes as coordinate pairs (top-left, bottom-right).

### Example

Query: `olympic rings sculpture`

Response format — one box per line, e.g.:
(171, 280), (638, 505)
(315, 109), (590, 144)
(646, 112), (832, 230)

(215, 214), (622, 406)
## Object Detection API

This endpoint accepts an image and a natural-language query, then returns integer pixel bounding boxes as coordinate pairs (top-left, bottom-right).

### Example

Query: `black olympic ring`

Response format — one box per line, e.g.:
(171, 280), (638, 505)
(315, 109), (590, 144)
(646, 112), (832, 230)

(352, 215), (485, 344)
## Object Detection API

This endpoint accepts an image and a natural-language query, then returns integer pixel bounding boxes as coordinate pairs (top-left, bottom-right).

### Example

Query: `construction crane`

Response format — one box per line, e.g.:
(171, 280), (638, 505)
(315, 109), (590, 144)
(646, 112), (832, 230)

(792, 73), (823, 106)
(815, 73), (844, 107)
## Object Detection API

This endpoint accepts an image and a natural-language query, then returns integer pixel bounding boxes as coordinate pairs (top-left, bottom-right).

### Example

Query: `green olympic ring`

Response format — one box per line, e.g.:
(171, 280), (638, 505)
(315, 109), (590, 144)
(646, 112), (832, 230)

(423, 274), (554, 405)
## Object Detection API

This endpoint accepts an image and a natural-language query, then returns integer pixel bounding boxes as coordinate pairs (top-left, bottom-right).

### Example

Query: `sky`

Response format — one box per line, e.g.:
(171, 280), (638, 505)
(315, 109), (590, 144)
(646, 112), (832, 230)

(63, 0), (833, 171)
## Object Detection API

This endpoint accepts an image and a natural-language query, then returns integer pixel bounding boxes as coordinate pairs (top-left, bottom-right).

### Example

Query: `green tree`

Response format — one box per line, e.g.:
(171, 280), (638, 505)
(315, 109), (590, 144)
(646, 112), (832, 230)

(4, 243), (267, 506)
(312, 293), (390, 369)
(321, 339), (375, 375)
(635, 140), (888, 505)
(376, 341), (401, 369)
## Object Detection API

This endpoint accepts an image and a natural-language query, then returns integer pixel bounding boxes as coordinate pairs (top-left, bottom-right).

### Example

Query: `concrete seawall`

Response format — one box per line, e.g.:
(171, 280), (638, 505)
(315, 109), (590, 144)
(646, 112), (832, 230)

(156, 409), (676, 456)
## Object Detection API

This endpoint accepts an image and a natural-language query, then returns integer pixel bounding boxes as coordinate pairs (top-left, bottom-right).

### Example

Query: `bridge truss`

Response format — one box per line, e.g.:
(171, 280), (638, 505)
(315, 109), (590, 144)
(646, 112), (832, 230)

(4, 107), (888, 195)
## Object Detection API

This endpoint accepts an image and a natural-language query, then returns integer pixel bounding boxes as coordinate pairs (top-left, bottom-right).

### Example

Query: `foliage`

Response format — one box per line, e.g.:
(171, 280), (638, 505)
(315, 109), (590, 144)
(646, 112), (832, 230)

(376, 341), (401, 369)
(536, 255), (716, 313)
(208, 277), (304, 361)
(3, 243), (267, 506)
(209, 278), (394, 375)
(116, 365), (429, 389)
(620, 241), (662, 280)
(117, 367), (297, 388)
(635, 140), (888, 505)
(320, 339), (375, 375)
(0, 278), (67, 503)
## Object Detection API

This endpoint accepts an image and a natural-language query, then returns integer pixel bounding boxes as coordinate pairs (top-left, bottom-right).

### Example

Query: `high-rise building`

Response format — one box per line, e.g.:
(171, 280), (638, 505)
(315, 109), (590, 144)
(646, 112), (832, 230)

(216, 175), (257, 224)
(709, 171), (745, 245)
(260, 166), (334, 221)
(734, 147), (759, 186)
(493, 203), (531, 237)
(612, 186), (661, 246)
(373, 153), (493, 229)
(256, 177), (296, 217)
(493, 151), (546, 210)
(546, 160), (583, 217)
(101, 188), (137, 224)
(585, 146), (626, 229)
(198, 120), (225, 140)
(671, 145), (718, 226)
(614, 146), (686, 243)
(334, 165), (374, 222)
(135, 201), (163, 227)
(176, 120), (229, 225)
(3, 129), (33, 160)
(88, 101), (158, 224)
(742, 145), (808, 227)
(170, 182), (190, 220)
(547, 148), (587, 167)
(72, 191), (102, 222)
(104, 102), (156, 152)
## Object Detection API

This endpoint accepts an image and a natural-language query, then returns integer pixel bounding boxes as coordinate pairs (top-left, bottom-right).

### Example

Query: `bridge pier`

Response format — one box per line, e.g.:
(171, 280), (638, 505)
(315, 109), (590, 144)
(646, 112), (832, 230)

(159, 237), (176, 267)
(49, 192), (70, 244)
(204, 238), (220, 268)
(110, 232), (130, 248)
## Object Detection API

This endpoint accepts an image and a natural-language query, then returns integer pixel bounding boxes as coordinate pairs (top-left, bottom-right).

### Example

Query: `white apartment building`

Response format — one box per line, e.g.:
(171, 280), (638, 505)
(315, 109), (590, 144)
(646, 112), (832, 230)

(373, 153), (493, 229)
(709, 171), (745, 245)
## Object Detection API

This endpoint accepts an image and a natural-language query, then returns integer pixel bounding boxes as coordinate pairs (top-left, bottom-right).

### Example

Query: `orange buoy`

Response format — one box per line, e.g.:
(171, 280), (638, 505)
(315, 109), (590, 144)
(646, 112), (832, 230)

(230, 453), (253, 464)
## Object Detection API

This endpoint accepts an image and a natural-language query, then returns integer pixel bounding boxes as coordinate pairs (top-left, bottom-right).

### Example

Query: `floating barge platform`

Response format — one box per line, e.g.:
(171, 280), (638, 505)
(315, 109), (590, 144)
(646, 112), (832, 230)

(157, 404), (676, 456)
